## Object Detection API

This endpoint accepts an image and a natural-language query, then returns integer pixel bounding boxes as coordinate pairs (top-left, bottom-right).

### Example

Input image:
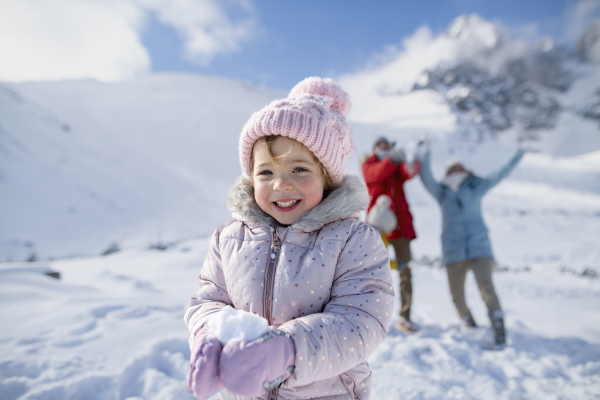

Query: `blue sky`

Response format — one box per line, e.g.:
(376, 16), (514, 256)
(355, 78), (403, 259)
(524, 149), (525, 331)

(143, 0), (579, 89)
(0, 0), (598, 89)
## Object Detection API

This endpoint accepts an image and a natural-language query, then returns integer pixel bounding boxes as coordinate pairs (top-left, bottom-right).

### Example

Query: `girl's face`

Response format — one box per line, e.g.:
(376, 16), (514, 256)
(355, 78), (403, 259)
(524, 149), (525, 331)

(252, 136), (326, 226)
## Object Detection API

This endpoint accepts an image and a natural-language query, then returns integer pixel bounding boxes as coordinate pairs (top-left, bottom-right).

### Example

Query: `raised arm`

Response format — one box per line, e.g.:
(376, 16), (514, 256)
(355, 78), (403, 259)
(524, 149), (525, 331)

(361, 156), (399, 184)
(477, 148), (525, 194)
(400, 159), (420, 180)
(419, 149), (444, 201)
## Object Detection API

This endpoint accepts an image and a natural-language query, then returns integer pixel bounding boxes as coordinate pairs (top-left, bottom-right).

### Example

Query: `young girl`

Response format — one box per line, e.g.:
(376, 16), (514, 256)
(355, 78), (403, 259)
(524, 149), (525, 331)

(185, 77), (394, 400)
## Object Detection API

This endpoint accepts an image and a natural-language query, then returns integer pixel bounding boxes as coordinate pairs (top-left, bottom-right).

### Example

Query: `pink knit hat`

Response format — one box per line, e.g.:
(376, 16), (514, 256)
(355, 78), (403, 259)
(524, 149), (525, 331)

(239, 77), (354, 186)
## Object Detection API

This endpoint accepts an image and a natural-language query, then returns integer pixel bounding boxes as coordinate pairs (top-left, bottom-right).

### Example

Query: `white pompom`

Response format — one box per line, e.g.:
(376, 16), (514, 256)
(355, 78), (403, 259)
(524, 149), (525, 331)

(289, 76), (351, 116)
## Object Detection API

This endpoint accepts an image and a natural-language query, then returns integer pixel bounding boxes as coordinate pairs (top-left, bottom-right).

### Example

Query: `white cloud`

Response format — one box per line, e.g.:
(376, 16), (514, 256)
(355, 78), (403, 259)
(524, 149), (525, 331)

(143, 0), (259, 66)
(0, 0), (258, 82)
(340, 16), (527, 101)
(0, 0), (149, 82)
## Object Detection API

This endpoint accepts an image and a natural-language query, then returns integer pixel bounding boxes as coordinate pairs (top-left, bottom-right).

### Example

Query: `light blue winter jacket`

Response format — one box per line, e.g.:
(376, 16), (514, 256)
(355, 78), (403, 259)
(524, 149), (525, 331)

(420, 149), (524, 265)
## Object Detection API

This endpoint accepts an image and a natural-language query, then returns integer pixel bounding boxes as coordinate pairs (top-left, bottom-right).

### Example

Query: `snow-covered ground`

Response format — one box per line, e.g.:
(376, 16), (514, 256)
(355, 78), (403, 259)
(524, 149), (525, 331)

(1, 222), (599, 399)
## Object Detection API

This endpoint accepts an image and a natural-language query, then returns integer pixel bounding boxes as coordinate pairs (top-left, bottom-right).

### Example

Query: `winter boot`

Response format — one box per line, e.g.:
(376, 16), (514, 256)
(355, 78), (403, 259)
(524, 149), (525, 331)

(489, 309), (506, 345)
(461, 313), (477, 328)
(398, 318), (419, 332)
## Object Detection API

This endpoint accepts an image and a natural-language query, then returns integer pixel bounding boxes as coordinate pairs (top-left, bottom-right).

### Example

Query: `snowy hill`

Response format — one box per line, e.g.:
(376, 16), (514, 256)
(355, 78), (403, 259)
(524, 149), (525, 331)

(2, 14), (599, 262)
(0, 75), (284, 260)
(1, 13), (600, 400)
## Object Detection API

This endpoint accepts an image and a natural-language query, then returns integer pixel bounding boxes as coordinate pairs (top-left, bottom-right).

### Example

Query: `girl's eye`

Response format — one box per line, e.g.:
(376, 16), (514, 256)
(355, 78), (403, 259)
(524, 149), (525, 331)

(258, 170), (272, 176)
(293, 167), (308, 173)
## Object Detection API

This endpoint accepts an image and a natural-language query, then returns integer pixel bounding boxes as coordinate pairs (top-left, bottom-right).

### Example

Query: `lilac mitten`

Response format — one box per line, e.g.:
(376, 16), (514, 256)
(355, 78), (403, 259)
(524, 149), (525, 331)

(220, 330), (295, 396)
(187, 326), (224, 399)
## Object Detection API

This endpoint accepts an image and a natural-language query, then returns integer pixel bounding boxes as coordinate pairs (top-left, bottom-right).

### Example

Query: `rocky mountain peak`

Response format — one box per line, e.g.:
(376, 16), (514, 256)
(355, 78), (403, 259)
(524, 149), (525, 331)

(411, 15), (599, 142)
(577, 19), (600, 63)
(443, 14), (502, 49)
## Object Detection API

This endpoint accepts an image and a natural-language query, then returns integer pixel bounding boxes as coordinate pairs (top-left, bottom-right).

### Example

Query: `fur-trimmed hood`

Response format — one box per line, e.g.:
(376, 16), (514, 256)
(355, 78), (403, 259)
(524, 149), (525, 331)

(226, 175), (370, 231)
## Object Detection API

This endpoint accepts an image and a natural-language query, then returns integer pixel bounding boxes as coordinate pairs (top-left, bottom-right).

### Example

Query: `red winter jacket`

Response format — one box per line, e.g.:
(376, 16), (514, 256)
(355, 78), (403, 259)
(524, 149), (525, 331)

(361, 154), (420, 240)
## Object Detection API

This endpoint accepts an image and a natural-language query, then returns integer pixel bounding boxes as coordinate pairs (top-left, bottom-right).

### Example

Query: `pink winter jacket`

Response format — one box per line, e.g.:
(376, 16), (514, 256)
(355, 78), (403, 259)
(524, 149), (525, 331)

(185, 175), (395, 400)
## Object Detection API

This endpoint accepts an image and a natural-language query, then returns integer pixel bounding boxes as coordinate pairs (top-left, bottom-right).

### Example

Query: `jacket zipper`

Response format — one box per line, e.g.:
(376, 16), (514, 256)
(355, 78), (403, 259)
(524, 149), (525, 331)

(264, 228), (281, 400)
(264, 228), (280, 324)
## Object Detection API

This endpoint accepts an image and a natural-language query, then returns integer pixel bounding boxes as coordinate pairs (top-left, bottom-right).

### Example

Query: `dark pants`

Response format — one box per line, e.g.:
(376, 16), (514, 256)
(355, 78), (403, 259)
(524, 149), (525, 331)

(389, 239), (413, 321)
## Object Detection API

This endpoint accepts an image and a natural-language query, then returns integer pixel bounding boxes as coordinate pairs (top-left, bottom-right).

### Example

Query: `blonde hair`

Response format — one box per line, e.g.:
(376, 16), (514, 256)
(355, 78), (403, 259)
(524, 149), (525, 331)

(249, 136), (336, 194)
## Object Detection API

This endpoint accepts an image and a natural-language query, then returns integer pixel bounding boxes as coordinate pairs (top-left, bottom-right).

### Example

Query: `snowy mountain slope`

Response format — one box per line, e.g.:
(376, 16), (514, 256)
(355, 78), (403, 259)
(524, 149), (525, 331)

(0, 75), (284, 261)
(1, 14), (599, 268)
(2, 71), (600, 263)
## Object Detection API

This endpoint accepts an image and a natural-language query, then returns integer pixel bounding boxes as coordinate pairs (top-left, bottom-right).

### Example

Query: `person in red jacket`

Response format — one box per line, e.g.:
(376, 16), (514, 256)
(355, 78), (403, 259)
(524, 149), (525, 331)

(361, 136), (420, 332)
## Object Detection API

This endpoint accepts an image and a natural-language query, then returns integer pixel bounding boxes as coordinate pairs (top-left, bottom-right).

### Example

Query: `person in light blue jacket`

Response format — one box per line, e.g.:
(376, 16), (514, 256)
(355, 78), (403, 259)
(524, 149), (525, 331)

(419, 144), (524, 346)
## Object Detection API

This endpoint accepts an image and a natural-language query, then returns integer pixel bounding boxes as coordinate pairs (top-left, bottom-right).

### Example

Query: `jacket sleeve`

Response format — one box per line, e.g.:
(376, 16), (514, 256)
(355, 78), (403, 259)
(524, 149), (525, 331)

(419, 150), (444, 201)
(400, 160), (420, 180)
(477, 149), (524, 194)
(278, 223), (394, 387)
(361, 156), (399, 184)
(184, 226), (232, 346)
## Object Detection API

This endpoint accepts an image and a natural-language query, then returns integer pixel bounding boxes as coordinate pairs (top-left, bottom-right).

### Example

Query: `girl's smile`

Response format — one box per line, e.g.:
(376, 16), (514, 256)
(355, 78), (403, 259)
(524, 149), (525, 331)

(274, 199), (301, 209)
(252, 136), (326, 225)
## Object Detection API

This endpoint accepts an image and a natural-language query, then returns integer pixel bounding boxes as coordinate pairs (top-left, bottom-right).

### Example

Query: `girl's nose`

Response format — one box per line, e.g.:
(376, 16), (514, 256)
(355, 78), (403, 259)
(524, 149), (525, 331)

(273, 177), (293, 191)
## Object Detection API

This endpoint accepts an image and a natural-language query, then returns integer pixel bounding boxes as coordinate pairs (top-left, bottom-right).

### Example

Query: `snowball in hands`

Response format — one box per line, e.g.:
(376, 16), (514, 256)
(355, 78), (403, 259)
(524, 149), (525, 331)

(207, 306), (295, 396)
(207, 306), (271, 345)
